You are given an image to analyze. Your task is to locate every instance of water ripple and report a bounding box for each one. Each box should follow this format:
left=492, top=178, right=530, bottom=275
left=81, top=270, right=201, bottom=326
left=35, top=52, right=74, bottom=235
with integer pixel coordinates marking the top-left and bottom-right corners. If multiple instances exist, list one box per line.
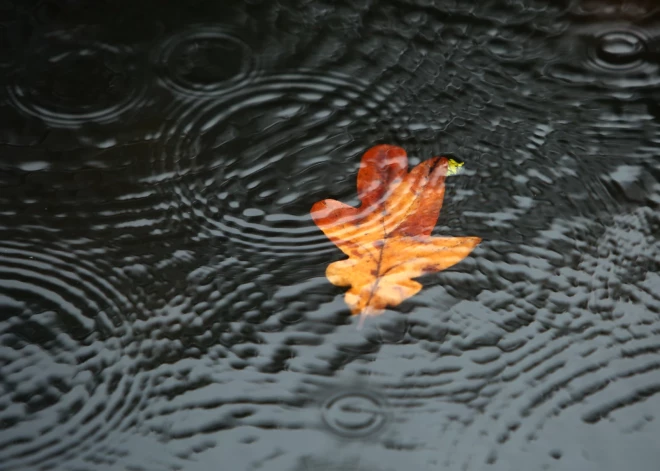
left=150, top=70, right=407, bottom=258
left=0, top=238, right=164, bottom=471
left=544, top=22, right=660, bottom=89
left=6, top=30, right=147, bottom=128
left=151, top=25, right=257, bottom=99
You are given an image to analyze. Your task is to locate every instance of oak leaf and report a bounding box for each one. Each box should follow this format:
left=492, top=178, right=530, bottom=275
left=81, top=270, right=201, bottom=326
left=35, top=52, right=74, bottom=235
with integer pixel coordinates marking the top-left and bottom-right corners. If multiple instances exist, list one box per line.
left=311, top=144, right=481, bottom=326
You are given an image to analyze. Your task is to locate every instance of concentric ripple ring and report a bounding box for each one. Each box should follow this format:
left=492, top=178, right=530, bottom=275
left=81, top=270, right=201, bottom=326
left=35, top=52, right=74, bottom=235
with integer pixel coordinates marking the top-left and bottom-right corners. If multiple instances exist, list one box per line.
left=321, top=389, right=389, bottom=438
left=7, top=32, right=147, bottom=128
left=151, top=25, right=256, bottom=98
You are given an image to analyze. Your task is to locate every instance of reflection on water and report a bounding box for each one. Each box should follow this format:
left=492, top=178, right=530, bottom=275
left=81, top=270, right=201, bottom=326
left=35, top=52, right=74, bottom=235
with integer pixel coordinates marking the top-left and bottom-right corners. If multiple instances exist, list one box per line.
left=0, top=1, right=659, bottom=470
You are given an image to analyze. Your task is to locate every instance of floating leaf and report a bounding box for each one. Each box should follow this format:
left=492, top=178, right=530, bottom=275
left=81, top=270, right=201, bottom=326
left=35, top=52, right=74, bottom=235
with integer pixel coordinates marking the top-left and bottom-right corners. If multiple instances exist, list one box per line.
left=311, top=144, right=481, bottom=326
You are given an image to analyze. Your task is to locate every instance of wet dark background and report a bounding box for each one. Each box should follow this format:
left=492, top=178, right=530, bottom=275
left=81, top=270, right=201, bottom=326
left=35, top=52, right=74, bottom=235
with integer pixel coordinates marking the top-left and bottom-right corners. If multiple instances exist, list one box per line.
left=0, top=0, right=659, bottom=470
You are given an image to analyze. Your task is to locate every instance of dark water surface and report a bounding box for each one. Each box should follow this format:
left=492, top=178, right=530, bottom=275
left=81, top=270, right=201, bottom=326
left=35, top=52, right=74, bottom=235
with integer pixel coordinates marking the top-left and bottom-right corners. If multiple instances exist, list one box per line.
left=1, top=1, right=659, bottom=470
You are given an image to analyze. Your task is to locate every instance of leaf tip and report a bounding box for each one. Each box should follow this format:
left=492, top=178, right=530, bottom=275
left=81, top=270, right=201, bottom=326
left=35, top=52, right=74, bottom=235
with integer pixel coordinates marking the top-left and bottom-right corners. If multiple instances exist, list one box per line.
left=446, top=158, right=465, bottom=176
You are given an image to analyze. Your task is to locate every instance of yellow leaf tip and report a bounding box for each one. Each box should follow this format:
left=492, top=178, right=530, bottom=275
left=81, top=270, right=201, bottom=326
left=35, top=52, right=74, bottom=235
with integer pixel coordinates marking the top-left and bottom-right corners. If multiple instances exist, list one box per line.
left=446, top=158, right=464, bottom=176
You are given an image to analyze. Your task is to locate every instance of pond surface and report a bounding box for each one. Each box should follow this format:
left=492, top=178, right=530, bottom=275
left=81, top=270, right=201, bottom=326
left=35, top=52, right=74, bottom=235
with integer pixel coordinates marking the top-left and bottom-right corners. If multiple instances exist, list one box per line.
left=1, top=1, right=659, bottom=470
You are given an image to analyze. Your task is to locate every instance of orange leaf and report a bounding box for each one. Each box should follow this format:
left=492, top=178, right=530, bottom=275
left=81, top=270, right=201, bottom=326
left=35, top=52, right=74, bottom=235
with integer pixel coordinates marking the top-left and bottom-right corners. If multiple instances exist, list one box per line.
left=311, top=144, right=481, bottom=326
